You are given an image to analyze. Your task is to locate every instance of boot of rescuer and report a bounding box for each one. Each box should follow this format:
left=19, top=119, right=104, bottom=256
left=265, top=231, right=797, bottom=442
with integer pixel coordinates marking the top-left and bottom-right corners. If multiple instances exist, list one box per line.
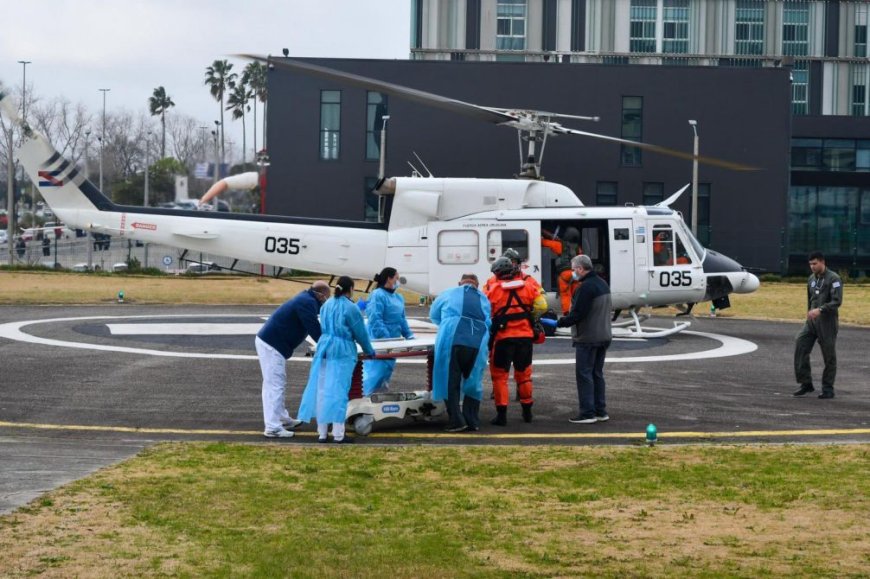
left=490, top=405, right=508, bottom=426
left=521, top=402, right=533, bottom=423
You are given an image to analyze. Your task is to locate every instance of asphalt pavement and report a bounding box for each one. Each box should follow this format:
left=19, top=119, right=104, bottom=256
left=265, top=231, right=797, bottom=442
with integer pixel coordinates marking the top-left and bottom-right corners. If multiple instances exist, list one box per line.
left=1, top=304, right=868, bottom=514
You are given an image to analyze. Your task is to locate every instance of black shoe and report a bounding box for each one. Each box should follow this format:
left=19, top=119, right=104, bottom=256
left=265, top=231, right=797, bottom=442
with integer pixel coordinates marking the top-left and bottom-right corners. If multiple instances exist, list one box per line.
left=792, top=384, right=815, bottom=397
left=569, top=415, right=598, bottom=424
left=521, top=403, right=533, bottom=423
left=490, top=406, right=507, bottom=427
left=444, top=424, right=468, bottom=433
left=818, top=391, right=835, bottom=399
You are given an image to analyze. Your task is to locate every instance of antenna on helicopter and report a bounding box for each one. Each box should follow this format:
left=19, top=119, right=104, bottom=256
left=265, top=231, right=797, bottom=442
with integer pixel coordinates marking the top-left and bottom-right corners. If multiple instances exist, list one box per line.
left=412, top=152, right=434, bottom=178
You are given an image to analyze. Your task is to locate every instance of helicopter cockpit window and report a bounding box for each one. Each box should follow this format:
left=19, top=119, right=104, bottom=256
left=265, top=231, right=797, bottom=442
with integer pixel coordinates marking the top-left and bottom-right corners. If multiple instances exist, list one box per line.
left=437, top=230, right=479, bottom=265
left=674, top=235, right=692, bottom=264
left=486, top=229, right=529, bottom=263
left=652, top=226, right=674, bottom=266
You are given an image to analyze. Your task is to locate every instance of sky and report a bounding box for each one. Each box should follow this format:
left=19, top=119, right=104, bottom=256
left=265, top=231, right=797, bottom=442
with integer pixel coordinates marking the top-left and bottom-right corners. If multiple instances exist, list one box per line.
left=0, top=0, right=411, bottom=158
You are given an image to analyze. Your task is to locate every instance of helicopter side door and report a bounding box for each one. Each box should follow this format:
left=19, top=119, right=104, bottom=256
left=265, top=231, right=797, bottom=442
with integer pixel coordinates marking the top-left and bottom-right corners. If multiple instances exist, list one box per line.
left=427, top=220, right=541, bottom=296
left=607, top=219, right=635, bottom=297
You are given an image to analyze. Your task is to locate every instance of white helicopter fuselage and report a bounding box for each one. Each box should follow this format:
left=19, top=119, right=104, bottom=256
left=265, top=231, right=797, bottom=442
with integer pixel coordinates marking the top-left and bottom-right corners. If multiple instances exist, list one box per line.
left=5, top=89, right=757, bottom=309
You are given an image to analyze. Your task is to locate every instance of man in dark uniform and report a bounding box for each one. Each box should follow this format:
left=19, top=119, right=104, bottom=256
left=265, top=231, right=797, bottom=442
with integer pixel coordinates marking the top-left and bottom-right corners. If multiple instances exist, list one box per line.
left=793, top=251, right=843, bottom=399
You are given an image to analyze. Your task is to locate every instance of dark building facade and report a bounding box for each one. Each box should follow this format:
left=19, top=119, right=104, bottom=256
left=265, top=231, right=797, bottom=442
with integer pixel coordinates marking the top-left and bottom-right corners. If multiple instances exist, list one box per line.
left=266, top=57, right=791, bottom=273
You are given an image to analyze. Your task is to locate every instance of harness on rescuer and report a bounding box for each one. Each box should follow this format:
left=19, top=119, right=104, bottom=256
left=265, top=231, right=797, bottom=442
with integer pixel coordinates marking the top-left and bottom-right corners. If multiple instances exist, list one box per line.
left=491, top=280, right=536, bottom=338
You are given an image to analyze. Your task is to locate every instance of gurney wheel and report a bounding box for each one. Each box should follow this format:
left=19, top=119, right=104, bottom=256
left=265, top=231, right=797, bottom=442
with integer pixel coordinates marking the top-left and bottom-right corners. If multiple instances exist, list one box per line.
left=353, top=414, right=374, bottom=436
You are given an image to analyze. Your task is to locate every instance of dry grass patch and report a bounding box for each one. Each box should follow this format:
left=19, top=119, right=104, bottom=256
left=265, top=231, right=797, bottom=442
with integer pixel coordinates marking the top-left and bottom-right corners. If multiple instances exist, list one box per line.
left=1, top=443, right=868, bottom=577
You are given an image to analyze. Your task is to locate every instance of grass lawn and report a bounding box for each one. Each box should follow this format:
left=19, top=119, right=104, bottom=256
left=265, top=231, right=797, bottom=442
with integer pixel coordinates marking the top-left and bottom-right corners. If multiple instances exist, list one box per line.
left=1, top=444, right=868, bottom=577
left=1, top=272, right=868, bottom=325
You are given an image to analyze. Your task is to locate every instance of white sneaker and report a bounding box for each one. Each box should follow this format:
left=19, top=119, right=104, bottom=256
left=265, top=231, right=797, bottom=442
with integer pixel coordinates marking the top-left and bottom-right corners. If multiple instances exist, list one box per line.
left=282, top=418, right=303, bottom=429
left=596, top=414, right=610, bottom=422
left=264, top=427, right=295, bottom=438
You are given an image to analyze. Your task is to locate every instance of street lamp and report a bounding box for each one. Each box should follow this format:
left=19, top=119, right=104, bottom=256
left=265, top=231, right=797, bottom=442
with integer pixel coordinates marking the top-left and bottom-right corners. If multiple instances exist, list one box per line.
left=213, top=120, right=221, bottom=183
left=211, top=128, right=220, bottom=185
left=144, top=131, right=151, bottom=207
left=688, top=119, right=699, bottom=237
left=83, top=129, right=93, bottom=270
left=17, top=61, right=31, bottom=122
left=98, top=88, right=110, bottom=195
left=18, top=61, right=32, bottom=214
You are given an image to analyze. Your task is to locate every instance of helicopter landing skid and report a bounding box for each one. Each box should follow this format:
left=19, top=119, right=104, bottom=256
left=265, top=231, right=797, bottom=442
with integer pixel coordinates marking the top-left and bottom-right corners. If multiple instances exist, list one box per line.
left=553, top=308, right=689, bottom=339
left=612, top=308, right=690, bottom=339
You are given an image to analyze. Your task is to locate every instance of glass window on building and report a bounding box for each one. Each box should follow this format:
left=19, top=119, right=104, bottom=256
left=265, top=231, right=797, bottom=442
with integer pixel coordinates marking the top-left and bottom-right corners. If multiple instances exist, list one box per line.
left=596, top=182, right=618, bottom=206
left=823, top=139, right=857, bottom=172
left=789, top=186, right=861, bottom=257
left=856, top=4, right=868, bottom=58
left=735, top=0, right=764, bottom=56
left=630, top=0, right=657, bottom=53
left=366, top=92, right=388, bottom=161
left=364, top=177, right=380, bottom=222
left=496, top=0, right=527, bottom=50
left=788, top=186, right=818, bottom=254
left=791, top=138, right=823, bottom=170
left=791, top=60, right=809, bottom=115
left=857, top=140, right=870, bottom=171
left=852, top=64, right=868, bottom=117
left=621, top=96, right=643, bottom=167
left=782, top=1, right=809, bottom=57
left=320, top=90, right=341, bottom=160
left=643, top=182, right=664, bottom=206
left=662, top=0, right=689, bottom=54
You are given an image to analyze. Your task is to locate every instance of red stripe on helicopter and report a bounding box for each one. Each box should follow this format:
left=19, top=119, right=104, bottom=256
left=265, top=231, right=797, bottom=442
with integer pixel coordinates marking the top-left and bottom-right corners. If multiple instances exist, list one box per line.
left=131, top=222, right=157, bottom=231
left=38, top=170, right=64, bottom=187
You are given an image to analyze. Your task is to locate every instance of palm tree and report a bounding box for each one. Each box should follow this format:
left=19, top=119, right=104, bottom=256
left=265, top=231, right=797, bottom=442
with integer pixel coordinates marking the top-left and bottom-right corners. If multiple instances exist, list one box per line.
left=226, top=82, right=252, bottom=165
left=243, top=61, right=268, bottom=157
left=148, top=86, right=175, bottom=159
left=204, top=60, right=237, bottom=168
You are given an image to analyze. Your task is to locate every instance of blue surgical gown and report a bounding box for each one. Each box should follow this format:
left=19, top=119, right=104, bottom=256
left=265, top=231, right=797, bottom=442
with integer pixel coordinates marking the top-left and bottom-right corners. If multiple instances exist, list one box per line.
left=362, top=287, right=414, bottom=395
left=298, top=296, right=375, bottom=425
left=429, top=284, right=491, bottom=402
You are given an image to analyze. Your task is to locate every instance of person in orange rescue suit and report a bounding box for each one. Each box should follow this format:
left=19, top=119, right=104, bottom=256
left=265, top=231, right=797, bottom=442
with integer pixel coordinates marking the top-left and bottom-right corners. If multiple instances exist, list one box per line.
left=485, top=256, right=548, bottom=426
left=482, top=248, right=537, bottom=293
left=542, top=227, right=583, bottom=314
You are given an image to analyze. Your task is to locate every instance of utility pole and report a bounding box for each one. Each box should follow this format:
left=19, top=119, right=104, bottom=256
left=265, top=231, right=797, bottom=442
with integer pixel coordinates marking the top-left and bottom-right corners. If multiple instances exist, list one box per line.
left=18, top=60, right=32, bottom=218
left=144, top=131, right=151, bottom=207
left=84, top=130, right=93, bottom=270
left=99, top=88, right=110, bottom=194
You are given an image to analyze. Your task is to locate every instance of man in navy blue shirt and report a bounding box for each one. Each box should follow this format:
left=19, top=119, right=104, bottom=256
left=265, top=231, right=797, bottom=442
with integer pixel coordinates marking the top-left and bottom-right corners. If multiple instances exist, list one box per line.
left=256, top=281, right=331, bottom=438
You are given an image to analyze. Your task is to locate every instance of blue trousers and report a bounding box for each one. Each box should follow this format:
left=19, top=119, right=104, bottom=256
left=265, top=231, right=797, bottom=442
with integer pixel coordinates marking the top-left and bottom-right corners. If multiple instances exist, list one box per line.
left=574, top=341, right=610, bottom=419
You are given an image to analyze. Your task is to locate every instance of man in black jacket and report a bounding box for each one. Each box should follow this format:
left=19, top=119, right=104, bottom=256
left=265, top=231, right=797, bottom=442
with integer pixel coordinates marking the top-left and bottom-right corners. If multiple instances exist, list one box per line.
left=557, top=255, right=612, bottom=424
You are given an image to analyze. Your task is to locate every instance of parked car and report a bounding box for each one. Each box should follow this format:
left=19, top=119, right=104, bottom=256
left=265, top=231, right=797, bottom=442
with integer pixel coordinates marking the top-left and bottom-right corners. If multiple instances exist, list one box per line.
left=92, top=233, right=111, bottom=251
left=71, top=263, right=94, bottom=272
left=112, top=262, right=129, bottom=273
left=185, top=261, right=219, bottom=274
left=0, top=230, right=7, bottom=245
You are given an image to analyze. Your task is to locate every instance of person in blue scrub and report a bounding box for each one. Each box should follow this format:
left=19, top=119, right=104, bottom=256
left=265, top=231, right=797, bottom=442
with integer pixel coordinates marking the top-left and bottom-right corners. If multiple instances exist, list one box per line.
left=363, top=267, right=415, bottom=395
left=298, top=276, right=376, bottom=443
left=430, top=273, right=491, bottom=432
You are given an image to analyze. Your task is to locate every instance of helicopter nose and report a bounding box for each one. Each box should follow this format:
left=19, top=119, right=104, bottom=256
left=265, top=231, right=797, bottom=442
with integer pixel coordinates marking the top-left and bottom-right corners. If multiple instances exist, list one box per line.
left=702, top=250, right=760, bottom=299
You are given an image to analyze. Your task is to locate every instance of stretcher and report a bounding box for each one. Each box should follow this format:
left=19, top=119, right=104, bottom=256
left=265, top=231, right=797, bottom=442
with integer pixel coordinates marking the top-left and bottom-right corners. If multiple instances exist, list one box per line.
left=346, top=336, right=444, bottom=436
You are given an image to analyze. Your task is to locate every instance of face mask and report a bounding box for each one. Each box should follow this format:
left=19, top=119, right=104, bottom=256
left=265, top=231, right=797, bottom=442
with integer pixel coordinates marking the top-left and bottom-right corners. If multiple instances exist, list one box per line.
left=393, top=280, right=402, bottom=290
left=571, top=271, right=581, bottom=282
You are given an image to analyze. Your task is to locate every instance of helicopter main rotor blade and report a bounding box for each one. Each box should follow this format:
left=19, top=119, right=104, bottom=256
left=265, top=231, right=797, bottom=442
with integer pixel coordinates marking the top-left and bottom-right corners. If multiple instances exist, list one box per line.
left=238, top=54, right=518, bottom=126
left=554, top=126, right=758, bottom=171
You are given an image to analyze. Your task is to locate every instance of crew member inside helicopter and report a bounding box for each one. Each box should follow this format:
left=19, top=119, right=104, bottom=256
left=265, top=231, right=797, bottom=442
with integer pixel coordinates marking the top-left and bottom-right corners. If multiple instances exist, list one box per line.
left=541, top=227, right=583, bottom=315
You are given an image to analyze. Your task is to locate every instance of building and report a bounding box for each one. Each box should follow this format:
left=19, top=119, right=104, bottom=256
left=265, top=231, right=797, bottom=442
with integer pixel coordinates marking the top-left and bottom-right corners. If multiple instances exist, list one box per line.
left=409, top=0, right=870, bottom=274
left=264, top=0, right=869, bottom=276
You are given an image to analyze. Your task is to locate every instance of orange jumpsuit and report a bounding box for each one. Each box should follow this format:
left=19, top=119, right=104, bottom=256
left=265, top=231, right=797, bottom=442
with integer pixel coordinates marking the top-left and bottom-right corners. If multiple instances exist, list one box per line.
left=485, top=274, right=547, bottom=407
left=542, top=238, right=580, bottom=314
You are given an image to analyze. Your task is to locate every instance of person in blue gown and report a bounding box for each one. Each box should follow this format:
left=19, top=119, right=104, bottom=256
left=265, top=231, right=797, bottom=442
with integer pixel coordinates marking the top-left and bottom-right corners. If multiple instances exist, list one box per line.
left=298, top=276, right=376, bottom=443
left=363, top=267, right=415, bottom=395
left=430, top=273, right=491, bottom=432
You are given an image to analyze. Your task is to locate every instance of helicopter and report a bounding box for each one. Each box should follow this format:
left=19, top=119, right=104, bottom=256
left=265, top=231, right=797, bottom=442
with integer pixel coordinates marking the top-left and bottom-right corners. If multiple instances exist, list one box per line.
left=0, top=58, right=759, bottom=338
